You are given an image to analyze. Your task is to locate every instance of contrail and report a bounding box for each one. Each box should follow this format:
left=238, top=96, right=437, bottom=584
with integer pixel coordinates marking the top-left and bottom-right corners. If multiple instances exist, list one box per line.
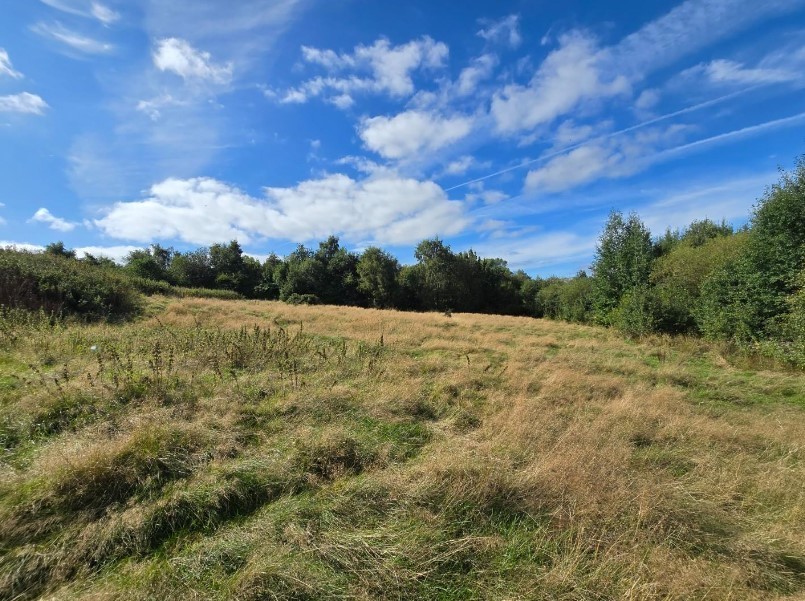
left=655, top=110, right=805, bottom=159
left=443, top=86, right=758, bottom=192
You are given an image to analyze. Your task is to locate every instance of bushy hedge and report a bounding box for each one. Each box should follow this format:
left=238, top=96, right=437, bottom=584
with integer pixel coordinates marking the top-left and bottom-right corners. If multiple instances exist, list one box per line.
left=129, top=276, right=244, bottom=300
left=0, top=249, right=141, bottom=320
left=172, top=287, right=244, bottom=300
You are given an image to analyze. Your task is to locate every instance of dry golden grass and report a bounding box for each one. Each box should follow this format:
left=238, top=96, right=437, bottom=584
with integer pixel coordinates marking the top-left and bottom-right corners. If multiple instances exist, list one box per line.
left=0, top=296, right=803, bottom=600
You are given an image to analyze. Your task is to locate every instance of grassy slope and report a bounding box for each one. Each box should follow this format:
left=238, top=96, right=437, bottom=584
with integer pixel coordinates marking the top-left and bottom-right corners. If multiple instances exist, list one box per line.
left=0, top=297, right=803, bottom=600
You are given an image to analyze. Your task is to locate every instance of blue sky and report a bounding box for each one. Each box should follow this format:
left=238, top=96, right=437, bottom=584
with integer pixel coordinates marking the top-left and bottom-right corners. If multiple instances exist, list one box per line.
left=1, top=0, right=804, bottom=275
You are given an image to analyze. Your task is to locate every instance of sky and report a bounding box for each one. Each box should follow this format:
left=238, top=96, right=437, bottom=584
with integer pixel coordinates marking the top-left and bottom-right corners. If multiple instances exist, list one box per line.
left=1, top=0, right=804, bottom=276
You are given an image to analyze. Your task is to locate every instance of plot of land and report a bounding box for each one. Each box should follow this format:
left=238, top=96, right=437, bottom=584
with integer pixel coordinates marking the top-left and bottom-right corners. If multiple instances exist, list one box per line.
left=1, top=298, right=803, bottom=600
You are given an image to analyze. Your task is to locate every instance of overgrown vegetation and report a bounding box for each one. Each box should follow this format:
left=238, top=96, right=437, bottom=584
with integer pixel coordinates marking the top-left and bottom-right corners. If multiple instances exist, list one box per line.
left=0, top=297, right=802, bottom=599
left=0, top=249, right=140, bottom=320
left=4, top=156, right=802, bottom=365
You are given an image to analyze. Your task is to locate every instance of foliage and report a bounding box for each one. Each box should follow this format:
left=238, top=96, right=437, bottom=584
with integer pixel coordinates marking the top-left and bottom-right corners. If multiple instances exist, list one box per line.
left=9, top=154, right=804, bottom=369
left=591, top=211, right=654, bottom=325
left=357, top=247, right=400, bottom=309
left=650, top=234, right=747, bottom=334
left=169, top=248, right=216, bottom=289
left=0, top=249, right=141, bottom=320
left=698, top=160, right=805, bottom=343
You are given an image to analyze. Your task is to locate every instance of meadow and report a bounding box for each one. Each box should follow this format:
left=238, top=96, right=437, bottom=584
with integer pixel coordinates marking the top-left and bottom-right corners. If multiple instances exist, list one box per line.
left=0, top=297, right=803, bottom=600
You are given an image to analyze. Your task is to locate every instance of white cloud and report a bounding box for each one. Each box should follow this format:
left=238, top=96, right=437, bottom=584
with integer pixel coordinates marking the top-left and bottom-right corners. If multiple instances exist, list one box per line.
left=74, top=245, right=140, bottom=263
left=479, top=190, right=508, bottom=204
left=31, top=22, right=115, bottom=54
left=550, top=120, right=602, bottom=148
left=94, top=173, right=469, bottom=246
left=610, top=0, right=805, bottom=78
left=30, top=208, right=80, bottom=232
left=443, top=156, right=476, bottom=176
left=359, top=110, right=474, bottom=160
left=282, top=36, right=448, bottom=106
left=681, top=54, right=803, bottom=88
left=491, top=31, right=630, bottom=135
left=143, top=0, right=305, bottom=42
left=153, top=38, right=233, bottom=84
left=456, top=54, right=498, bottom=96
left=0, top=49, right=22, bottom=79
left=703, top=59, right=793, bottom=84
left=525, top=145, right=619, bottom=192
left=523, top=108, right=805, bottom=194
left=0, top=92, right=49, bottom=115
left=635, top=89, right=660, bottom=111
left=39, top=0, right=120, bottom=25
left=329, top=93, right=355, bottom=109
left=0, top=241, right=45, bottom=253
left=90, top=2, right=120, bottom=25
left=490, top=0, right=805, bottom=137
left=477, top=15, right=522, bottom=48
left=135, top=95, right=190, bottom=121
left=525, top=125, right=688, bottom=192
left=0, top=241, right=138, bottom=263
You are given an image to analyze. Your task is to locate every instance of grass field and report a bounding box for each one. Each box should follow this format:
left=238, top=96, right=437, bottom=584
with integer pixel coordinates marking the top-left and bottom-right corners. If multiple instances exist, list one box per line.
left=1, top=297, right=803, bottom=600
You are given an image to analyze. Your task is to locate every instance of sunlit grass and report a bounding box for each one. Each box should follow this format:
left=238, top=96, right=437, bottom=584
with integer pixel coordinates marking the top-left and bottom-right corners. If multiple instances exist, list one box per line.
left=1, top=297, right=803, bottom=599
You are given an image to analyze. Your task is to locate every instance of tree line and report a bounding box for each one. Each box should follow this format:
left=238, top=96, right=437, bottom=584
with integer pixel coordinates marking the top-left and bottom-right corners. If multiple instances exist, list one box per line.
left=36, top=156, right=804, bottom=366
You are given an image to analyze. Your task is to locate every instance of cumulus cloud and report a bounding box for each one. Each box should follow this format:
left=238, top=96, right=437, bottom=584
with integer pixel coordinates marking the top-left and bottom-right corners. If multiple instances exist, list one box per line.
left=30, top=208, right=80, bottom=231
left=280, top=36, right=448, bottom=106
left=153, top=38, right=233, bottom=84
left=359, top=110, right=474, bottom=160
left=39, top=0, right=120, bottom=25
left=491, top=31, right=630, bottom=134
left=94, top=173, right=469, bottom=246
left=477, top=14, right=522, bottom=48
left=0, top=49, right=22, bottom=79
left=456, top=54, right=498, bottom=96
left=0, top=92, right=49, bottom=115
left=31, top=22, right=115, bottom=54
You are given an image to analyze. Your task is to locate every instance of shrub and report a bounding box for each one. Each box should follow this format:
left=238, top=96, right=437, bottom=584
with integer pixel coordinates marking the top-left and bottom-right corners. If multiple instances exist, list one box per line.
left=0, top=249, right=141, bottom=320
left=612, top=285, right=655, bottom=338
left=650, top=234, right=747, bottom=334
left=129, top=276, right=174, bottom=296
left=173, top=287, right=244, bottom=300
left=285, top=293, right=321, bottom=305
left=762, top=270, right=805, bottom=368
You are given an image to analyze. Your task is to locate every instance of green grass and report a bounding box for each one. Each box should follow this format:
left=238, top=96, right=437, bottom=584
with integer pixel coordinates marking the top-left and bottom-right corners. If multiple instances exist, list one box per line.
left=0, top=297, right=803, bottom=600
